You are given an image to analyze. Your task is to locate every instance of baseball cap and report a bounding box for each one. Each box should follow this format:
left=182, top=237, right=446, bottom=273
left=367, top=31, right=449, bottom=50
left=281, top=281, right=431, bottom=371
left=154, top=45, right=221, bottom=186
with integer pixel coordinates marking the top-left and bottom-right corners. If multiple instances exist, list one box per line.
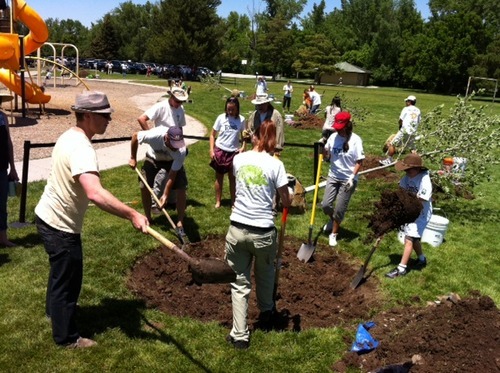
left=404, top=95, right=417, bottom=102
left=166, top=126, right=185, bottom=149
left=333, top=111, right=351, bottom=130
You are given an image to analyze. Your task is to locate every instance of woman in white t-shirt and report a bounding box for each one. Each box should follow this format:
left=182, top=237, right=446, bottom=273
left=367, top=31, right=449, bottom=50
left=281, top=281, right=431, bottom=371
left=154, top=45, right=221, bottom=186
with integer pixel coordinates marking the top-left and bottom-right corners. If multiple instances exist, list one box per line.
left=321, top=96, right=342, bottom=142
left=209, top=97, right=246, bottom=208
left=321, top=111, right=364, bottom=247
left=224, top=120, right=291, bottom=349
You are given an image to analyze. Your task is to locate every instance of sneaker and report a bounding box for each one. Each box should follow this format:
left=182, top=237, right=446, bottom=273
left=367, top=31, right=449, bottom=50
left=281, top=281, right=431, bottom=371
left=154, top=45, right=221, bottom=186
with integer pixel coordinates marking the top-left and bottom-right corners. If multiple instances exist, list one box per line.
left=414, top=257, right=427, bottom=269
left=226, top=335, right=249, bottom=350
left=257, top=309, right=275, bottom=331
left=379, top=158, right=393, bottom=166
left=151, top=206, right=162, bottom=215
left=329, top=233, right=338, bottom=247
left=385, top=267, right=407, bottom=279
left=66, top=337, right=97, bottom=349
left=176, top=226, right=187, bottom=238
left=323, top=220, right=333, bottom=233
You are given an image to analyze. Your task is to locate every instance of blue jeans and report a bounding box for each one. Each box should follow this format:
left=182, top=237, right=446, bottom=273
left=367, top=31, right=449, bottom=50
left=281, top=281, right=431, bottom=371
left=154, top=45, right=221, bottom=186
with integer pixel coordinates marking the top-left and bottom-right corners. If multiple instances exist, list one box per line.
left=36, top=216, right=83, bottom=345
left=0, top=170, right=7, bottom=231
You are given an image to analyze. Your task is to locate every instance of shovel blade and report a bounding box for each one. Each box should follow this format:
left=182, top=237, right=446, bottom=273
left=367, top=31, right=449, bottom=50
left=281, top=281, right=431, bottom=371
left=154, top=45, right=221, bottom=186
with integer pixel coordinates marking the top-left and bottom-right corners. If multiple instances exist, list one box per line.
left=350, top=265, right=366, bottom=289
left=297, top=243, right=315, bottom=263
left=189, top=258, right=236, bottom=285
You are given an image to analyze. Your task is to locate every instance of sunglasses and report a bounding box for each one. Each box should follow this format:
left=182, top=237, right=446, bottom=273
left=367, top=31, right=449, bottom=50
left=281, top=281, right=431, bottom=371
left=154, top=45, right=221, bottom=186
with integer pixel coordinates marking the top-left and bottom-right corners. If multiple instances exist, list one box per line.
left=96, top=113, right=112, bottom=120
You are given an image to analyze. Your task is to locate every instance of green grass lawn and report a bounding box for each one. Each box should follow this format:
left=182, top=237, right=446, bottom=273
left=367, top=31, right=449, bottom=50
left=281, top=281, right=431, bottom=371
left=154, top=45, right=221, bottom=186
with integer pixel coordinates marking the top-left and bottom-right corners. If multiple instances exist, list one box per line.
left=1, top=76, right=499, bottom=371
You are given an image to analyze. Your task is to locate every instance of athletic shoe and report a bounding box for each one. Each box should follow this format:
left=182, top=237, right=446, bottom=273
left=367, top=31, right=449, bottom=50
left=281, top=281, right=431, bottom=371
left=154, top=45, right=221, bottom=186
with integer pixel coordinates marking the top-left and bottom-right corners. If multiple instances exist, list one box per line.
left=414, top=257, right=427, bottom=269
left=329, top=233, right=338, bottom=247
left=385, top=267, right=407, bottom=279
left=226, top=335, right=249, bottom=350
left=323, top=219, right=333, bottom=233
left=379, top=158, right=393, bottom=166
left=66, top=337, right=97, bottom=349
left=176, top=227, right=187, bottom=238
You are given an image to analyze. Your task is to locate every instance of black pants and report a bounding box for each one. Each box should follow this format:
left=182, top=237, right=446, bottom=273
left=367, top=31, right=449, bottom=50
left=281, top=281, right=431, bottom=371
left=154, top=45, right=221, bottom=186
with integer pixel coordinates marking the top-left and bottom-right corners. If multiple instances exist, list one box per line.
left=36, top=216, right=82, bottom=345
left=283, top=96, right=291, bottom=110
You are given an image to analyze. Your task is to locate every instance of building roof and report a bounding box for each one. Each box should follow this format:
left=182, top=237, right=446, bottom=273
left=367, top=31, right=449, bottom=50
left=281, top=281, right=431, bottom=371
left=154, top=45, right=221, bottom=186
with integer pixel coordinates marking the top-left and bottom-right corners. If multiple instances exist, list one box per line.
left=335, top=62, right=371, bottom=74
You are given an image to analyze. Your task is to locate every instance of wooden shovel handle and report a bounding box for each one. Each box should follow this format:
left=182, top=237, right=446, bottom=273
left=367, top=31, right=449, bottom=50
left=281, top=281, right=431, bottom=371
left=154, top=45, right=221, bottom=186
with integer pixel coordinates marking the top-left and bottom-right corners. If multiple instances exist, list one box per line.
left=146, top=226, right=193, bottom=263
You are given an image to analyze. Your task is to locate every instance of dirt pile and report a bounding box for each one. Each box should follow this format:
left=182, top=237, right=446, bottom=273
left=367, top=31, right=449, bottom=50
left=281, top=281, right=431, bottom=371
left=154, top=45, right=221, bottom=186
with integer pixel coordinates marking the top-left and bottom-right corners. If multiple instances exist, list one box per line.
left=333, top=291, right=500, bottom=372
left=127, top=235, right=381, bottom=330
left=368, top=189, right=422, bottom=238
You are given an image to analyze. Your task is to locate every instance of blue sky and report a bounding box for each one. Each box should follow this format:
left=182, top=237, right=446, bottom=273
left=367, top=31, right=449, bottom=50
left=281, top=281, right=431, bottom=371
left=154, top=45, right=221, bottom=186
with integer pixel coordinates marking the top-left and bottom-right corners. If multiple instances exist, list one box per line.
left=24, top=0, right=430, bottom=27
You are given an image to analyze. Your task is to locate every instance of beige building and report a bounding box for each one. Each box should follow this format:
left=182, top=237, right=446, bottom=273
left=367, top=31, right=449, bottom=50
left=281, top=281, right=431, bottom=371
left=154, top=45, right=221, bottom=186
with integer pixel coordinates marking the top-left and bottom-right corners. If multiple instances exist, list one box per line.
left=321, top=62, right=371, bottom=86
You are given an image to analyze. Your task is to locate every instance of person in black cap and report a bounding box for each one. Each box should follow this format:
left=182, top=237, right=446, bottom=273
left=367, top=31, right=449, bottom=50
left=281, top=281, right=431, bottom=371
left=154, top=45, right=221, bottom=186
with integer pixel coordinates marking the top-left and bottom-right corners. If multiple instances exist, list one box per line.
left=35, top=91, right=149, bottom=348
left=129, top=126, right=188, bottom=238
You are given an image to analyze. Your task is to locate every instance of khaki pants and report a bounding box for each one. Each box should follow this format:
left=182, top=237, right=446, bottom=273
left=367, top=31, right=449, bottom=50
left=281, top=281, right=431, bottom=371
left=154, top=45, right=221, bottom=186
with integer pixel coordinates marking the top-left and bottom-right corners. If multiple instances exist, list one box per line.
left=225, top=223, right=277, bottom=342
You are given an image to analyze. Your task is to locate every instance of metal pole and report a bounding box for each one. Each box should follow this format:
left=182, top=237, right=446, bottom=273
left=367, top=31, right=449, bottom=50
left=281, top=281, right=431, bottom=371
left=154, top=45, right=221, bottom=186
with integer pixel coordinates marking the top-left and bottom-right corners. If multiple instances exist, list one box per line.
left=19, top=35, right=26, bottom=117
left=19, top=140, right=31, bottom=223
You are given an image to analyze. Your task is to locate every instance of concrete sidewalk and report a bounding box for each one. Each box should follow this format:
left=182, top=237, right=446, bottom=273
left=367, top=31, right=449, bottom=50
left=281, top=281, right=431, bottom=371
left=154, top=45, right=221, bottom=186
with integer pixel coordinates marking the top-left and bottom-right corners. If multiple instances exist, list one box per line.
left=14, top=114, right=207, bottom=183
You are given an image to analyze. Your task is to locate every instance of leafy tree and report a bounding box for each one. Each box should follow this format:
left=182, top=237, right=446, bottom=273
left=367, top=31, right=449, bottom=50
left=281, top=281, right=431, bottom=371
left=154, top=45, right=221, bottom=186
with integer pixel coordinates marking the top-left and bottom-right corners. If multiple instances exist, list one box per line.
left=148, top=0, right=223, bottom=66
left=218, top=12, right=253, bottom=73
left=89, top=14, right=119, bottom=60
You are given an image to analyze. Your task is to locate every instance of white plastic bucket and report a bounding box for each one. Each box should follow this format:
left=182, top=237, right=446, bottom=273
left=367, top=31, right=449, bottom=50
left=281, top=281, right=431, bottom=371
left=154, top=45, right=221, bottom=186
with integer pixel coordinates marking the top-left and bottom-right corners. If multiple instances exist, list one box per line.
left=397, top=214, right=449, bottom=247
left=421, top=215, right=449, bottom=247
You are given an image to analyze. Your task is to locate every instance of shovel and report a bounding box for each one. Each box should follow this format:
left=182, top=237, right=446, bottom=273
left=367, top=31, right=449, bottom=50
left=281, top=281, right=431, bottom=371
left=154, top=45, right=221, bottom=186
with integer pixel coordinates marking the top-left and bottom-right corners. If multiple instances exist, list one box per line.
left=273, top=207, right=288, bottom=303
left=350, top=236, right=383, bottom=289
left=297, top=153, right=323, bottom=263
left=134, top=167, right=188, bottom=246
left=146, top=226, right=236, bottom=285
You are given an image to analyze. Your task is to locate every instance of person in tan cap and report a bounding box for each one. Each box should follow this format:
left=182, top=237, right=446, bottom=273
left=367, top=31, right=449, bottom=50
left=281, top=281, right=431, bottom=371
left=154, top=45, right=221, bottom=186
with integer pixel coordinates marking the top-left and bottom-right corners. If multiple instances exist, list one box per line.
left=0, top=92, right=18, bottom=247
left=35, top=91, right=149, bottom=348
left=386, top=153, right=432, bottom=279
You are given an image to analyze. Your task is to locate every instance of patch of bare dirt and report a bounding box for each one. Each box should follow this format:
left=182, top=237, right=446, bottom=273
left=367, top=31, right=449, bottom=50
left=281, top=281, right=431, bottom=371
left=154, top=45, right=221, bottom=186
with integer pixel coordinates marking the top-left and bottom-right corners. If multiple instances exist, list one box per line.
left=127, top=235, right=382, bottom=330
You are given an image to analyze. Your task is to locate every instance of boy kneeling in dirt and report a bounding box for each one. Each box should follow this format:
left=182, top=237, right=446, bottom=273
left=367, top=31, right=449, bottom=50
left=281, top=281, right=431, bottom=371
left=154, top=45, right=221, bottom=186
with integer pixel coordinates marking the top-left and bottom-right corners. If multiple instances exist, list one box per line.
left=386, top=153, right=432, bottom=278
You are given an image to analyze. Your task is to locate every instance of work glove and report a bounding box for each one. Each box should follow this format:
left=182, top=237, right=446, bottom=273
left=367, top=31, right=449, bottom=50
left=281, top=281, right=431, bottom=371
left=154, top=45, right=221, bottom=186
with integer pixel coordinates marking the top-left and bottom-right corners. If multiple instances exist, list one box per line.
left=344, top=174, right=355, bottom=192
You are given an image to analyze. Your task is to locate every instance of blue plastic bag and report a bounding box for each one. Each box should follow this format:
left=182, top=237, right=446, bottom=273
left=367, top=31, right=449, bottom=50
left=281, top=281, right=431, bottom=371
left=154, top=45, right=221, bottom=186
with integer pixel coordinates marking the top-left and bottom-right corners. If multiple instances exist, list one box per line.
left=350, top=321, right=379, bottom=353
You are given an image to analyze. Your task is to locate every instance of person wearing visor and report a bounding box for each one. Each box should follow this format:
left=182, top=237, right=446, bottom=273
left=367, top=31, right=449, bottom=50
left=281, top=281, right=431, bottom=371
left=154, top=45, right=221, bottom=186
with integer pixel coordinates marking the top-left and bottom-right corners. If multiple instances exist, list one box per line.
left=321, top=111, right=364, bottom=247
left=35, top=91, right=149, bottom=348
left=129, top=126, right=188, bottom=238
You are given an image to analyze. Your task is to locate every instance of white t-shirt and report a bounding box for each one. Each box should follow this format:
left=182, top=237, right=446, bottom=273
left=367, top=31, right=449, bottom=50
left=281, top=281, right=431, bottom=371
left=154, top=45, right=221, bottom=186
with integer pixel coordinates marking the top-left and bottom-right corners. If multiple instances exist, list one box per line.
left=213, top=113, right=246, bottom=152
left=400, top=170, right=433, bottom=234
left=35, top=128, right=98, bottom=233
left=138, top=127, right=186, bottom=169
left=325, top=132, right=365, bottom=180
left=230, top=151, right=288, bottom=228
left=322, top=106, right=341, bottom=131
left=309, top=90, right=322, bottom=106
left=283, top=84, right=293, bottom=97
left=399, top=105, right=421, bottom=134
left=143, top=100, right=186, bottom=128
left=256, top=80, right=267, bottom=95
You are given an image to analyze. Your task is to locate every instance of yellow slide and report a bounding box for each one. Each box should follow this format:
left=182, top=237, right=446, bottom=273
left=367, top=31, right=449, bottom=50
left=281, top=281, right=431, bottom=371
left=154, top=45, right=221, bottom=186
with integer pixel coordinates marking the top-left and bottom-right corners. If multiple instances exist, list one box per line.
left=0, top=0, right=50, bottom=104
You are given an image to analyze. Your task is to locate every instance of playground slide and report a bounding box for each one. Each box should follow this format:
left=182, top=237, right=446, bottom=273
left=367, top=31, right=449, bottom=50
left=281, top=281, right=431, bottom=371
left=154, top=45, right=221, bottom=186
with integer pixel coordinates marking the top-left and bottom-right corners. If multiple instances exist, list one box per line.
left=0, top=0, right=50, bottom=104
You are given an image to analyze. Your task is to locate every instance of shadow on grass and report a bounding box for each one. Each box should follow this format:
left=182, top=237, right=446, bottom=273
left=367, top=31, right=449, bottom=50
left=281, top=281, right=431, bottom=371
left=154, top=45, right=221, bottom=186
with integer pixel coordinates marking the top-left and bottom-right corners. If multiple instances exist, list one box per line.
left=0, top=253, right=11, bottom=267
left=9, top=231, right=43, bottom=249
left=79, top=298, right=213, bottom=373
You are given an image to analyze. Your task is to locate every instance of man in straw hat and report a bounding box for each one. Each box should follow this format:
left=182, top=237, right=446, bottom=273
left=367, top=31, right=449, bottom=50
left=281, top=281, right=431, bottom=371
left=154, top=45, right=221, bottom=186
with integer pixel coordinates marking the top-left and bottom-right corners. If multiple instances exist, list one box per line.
left=137, top=86, right=189, bottom=211
left=380, top=95, right=421, bottom=166
left=246, top=94, right=284, bottom=155
left=386, top=153, right=432, bottom=279
left=0, top=92, right=18, bottom=247
left=35, top=91, right=149, bottom=348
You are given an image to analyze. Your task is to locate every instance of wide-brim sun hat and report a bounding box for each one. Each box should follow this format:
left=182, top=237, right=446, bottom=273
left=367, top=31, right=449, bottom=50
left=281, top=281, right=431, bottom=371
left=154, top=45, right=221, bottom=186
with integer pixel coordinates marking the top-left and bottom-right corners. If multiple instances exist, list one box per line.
left=71, top=91, right=114, bottom=113
left=0, top=92, right=14, bottom=103
left=251, top=94, right=273, bottom=105
left=168, top=87, right=189, bottom=102
left=333, top=111, right=351, bottom=130
left=395, top=153, right=428, bottom=171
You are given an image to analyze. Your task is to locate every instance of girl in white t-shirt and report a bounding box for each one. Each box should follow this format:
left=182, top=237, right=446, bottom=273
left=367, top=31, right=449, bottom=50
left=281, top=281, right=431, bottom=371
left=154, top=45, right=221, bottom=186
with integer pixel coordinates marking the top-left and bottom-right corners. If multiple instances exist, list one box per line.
left=209, top=97, right=246, bottom=208
left=321, top=112, right=364, bottom=247
left=321, top=96, right=342, bottom=142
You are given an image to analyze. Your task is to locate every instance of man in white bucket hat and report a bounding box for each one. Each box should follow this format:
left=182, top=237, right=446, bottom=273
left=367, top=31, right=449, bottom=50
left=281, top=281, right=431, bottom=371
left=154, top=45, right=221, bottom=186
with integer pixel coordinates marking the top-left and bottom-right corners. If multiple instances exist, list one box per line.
left=386, top=153, right=432, bottom=279
left=35, top=91, right=149, bottom=348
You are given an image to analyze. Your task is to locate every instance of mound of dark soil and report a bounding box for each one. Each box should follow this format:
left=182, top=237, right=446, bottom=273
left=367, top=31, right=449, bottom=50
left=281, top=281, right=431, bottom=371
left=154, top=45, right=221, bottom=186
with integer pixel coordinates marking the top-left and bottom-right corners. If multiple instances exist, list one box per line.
left=333, top=291, right=500, bottom=372
left=127, top=235, right=381, bottom=330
